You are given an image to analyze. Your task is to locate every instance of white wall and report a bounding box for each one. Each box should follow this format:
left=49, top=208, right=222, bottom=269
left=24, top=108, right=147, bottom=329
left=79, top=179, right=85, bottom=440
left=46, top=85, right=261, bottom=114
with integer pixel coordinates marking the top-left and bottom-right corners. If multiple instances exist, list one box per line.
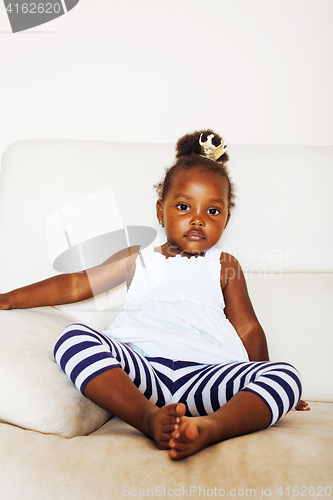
left=0, top=0, right=333, bottom=159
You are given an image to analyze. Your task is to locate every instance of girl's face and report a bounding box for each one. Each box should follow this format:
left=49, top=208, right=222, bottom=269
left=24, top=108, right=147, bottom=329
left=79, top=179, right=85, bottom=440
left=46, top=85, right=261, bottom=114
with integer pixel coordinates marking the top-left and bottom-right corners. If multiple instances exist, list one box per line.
left=156, top=167, right=231, bottom=256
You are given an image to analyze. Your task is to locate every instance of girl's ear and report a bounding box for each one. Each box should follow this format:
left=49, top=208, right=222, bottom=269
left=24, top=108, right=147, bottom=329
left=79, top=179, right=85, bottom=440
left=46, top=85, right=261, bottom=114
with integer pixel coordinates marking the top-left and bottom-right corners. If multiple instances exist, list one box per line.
left=156, top=199, right=164, bottom=225
left=224, top=212, right=231, bottom=229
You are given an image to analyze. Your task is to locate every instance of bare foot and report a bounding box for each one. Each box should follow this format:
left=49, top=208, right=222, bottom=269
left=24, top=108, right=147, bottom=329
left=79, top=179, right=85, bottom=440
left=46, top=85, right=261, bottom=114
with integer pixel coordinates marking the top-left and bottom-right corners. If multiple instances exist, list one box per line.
left=148, top=403, right=187, bottom=450
left=168, top=414, right=218, bottom=460
left=294, top=400, right=310, bottom=411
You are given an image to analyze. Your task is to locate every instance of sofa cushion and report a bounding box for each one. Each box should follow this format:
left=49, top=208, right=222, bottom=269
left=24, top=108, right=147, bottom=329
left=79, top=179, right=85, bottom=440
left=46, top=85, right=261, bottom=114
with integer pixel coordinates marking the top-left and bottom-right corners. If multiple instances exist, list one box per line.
left=0, top=307, right=110, bottom=438
left=0, top=402, right=331, bottom=499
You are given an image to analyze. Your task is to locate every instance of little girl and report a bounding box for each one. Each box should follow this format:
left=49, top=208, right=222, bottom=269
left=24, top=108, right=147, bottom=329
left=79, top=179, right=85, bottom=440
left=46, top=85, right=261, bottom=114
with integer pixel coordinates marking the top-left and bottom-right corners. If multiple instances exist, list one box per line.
left=0, top=130, right=309, bottom=460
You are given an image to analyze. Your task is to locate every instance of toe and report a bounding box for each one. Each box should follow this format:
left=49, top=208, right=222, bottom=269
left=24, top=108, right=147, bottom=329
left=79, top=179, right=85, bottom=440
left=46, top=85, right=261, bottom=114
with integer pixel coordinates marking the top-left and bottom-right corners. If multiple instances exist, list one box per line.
left=163, top=423, right=179, bottom=433
left=157, top=438, right=172, bottom=450
left=184, top=421, right=199, bottom=441
left=175, top=403, right=187, bottom=417
left=168, top=447, right=189, bottom=461
left=169, top=438, right=188, bottom=452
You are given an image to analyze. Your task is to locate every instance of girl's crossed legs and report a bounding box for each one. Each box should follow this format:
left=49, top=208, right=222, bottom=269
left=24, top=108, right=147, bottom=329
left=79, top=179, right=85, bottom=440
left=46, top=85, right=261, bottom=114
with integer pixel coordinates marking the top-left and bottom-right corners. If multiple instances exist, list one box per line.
left=54, top=324, right=302, bottom=460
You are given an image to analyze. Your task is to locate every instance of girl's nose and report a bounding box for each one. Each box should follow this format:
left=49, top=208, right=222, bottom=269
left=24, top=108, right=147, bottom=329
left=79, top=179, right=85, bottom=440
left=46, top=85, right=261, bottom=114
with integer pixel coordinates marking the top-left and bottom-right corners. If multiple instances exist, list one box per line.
left=191, top=217, right=204, bottom=227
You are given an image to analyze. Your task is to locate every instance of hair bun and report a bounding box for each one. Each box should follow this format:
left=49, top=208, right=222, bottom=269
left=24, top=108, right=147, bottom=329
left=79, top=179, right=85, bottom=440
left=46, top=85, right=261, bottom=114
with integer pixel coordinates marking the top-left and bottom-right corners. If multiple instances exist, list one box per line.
left=154, top=128, right=234, bottom=208
left=175, top=129, right=224, bottom=159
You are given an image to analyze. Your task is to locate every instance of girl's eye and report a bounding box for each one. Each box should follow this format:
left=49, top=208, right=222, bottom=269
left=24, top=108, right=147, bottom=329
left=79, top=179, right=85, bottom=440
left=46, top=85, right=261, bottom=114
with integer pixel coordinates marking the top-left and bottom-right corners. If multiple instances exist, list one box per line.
left=177, top=204, right=189, bottom=211
left=208, top=208, right=220, bottom=215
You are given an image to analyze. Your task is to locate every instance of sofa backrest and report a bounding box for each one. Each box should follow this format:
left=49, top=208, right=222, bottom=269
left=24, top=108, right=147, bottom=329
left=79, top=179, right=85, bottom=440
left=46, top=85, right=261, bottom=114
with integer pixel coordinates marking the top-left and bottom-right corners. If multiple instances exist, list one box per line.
left=1, top=139, right=332, bottom=401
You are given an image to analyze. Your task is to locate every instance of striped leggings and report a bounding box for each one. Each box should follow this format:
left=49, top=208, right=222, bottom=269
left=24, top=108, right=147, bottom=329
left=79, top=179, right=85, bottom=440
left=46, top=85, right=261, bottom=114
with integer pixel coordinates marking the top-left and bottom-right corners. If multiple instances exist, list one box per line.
left=54, top=324, right=302, bottom=426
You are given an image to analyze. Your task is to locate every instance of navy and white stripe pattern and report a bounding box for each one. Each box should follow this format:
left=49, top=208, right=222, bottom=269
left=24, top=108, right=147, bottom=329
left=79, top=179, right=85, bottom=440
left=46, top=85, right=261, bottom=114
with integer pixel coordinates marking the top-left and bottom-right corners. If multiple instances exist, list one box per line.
left=54, top=324, right=302, bottom=426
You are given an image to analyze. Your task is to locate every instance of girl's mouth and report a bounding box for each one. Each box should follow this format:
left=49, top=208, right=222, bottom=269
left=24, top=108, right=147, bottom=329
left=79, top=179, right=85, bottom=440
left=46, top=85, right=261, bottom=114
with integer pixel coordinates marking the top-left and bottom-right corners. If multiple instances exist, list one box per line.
left=185, top=229, right=205, bottom=240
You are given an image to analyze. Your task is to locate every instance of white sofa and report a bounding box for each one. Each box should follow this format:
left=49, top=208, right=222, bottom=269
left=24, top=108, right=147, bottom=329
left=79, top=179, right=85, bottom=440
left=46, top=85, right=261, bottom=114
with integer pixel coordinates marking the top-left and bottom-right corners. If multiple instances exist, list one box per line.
left=0, top=139, right=332, bottom=499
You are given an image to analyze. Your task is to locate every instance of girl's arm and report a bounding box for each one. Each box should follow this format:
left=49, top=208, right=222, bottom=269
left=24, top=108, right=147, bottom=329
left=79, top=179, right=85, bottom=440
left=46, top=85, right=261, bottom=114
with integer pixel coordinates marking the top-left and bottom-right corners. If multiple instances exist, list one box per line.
left=221, top=253, right=269, bottom=362
left=221, top=253, right=309, bottom=411
left=0, top=273, right=91, bottom=310
left=0, top=246, right=138, bottom=310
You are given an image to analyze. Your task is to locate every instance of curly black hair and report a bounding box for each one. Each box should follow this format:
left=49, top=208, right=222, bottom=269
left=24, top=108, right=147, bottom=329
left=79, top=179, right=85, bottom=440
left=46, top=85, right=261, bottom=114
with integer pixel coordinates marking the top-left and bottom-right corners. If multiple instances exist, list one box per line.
left=154, top=129, right=236, bottom=210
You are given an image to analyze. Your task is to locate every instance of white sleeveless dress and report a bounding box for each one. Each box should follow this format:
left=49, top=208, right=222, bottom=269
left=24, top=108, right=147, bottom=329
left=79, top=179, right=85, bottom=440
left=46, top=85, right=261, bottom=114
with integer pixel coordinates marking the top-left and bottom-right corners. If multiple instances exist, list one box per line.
left=104, top=245, right=249, bottom=365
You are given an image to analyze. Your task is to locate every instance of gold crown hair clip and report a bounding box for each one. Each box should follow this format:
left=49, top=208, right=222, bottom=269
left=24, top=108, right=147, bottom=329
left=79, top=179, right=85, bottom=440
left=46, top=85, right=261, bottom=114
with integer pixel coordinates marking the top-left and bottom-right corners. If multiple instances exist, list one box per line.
left=199, top=133, right=229, bottom=161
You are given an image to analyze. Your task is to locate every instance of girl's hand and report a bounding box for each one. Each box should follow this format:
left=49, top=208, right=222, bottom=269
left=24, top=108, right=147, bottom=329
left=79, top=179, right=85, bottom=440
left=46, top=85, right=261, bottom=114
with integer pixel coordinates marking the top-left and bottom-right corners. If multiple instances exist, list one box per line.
left=294, top=400, right=310, bottom=411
